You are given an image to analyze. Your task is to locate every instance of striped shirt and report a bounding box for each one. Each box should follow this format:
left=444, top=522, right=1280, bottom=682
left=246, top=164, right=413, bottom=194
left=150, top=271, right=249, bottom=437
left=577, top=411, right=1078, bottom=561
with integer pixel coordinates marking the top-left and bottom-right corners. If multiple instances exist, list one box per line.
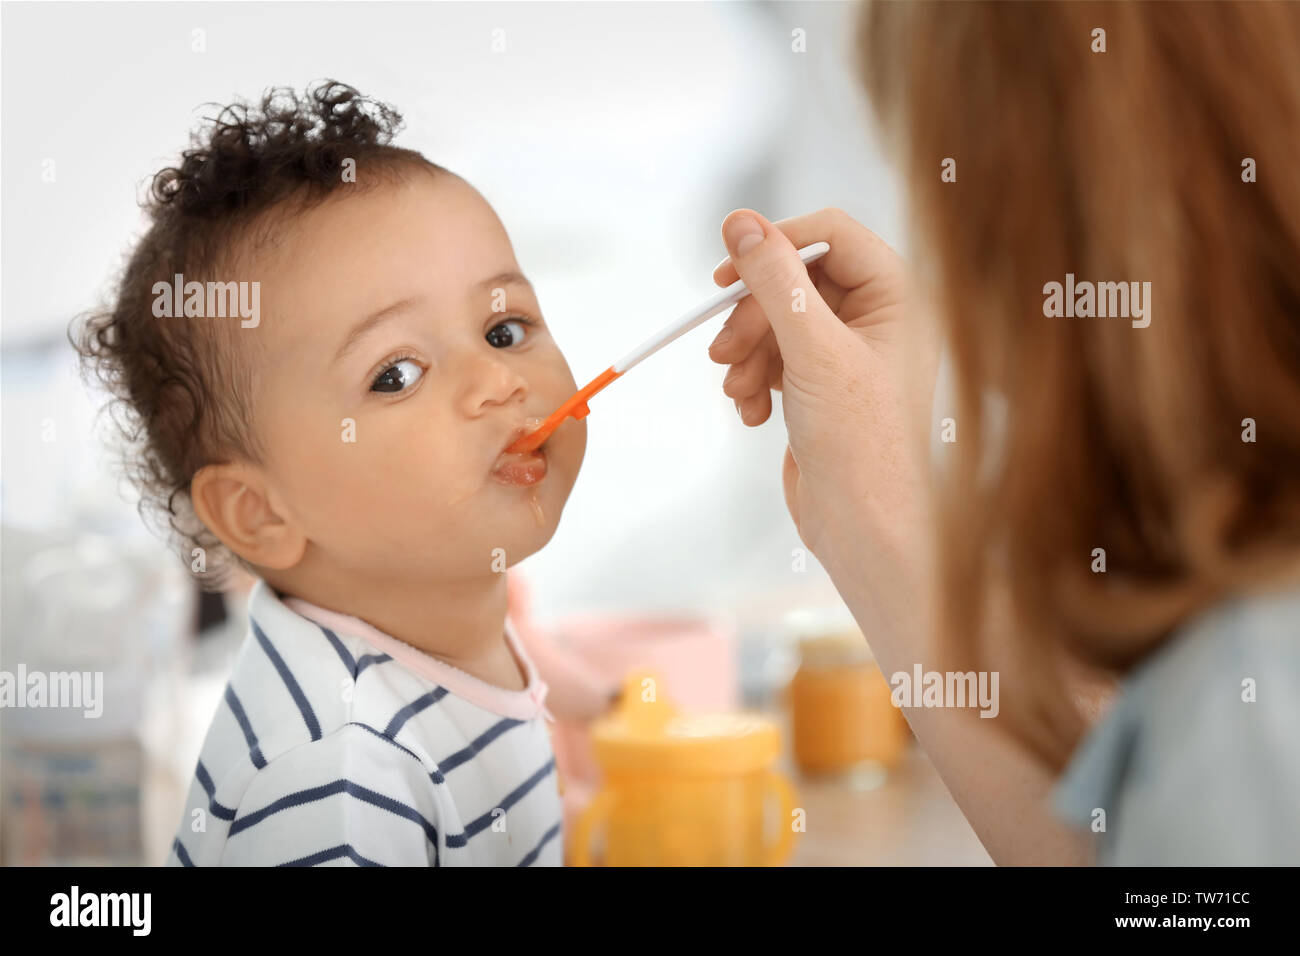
left=167, top=578, right=564, bottom=866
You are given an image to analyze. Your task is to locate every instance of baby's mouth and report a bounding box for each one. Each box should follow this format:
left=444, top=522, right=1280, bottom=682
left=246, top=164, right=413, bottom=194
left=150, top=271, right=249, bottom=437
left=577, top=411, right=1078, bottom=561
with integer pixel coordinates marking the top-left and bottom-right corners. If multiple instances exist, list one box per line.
left=491, top=417, right=548, bottom=487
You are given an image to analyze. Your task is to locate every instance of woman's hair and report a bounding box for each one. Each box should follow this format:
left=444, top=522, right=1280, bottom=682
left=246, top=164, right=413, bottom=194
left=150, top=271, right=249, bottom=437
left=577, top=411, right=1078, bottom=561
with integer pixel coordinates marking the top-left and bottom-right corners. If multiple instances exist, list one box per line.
left=70, top=80, right=445, bottom=589
left=857, top=2, right=1300, bottom=768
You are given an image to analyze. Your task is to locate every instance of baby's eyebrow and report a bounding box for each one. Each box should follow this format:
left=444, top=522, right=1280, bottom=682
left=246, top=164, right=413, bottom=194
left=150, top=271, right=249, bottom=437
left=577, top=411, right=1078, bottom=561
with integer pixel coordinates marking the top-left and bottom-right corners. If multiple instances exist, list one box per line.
left=333, top=296, right=423, bottom=366
left=333, top=272, right=535, bottom=367
left=474, top=271, right=533, bottom=293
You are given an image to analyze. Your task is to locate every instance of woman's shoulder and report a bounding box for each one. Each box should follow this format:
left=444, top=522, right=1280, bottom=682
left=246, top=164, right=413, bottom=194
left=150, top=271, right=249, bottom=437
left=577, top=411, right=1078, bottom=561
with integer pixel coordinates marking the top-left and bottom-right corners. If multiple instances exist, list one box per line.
left=1138, top=583, right=1300, bottom=704
left=1051, top=583, right=1300, bottom=864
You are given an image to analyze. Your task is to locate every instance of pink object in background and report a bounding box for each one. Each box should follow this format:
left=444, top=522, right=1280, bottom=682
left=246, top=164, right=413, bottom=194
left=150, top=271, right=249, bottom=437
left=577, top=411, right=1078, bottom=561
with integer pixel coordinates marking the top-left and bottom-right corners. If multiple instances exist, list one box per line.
left=505, top=573, right=739, bottom=857
left=505, top=572, right=618, bottom=721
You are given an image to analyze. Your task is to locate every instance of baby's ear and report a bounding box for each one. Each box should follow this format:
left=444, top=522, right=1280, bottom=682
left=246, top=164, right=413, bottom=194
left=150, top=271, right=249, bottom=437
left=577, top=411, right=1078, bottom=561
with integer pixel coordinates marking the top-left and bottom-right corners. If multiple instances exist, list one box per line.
left=190, top=463, right=306, bottom=571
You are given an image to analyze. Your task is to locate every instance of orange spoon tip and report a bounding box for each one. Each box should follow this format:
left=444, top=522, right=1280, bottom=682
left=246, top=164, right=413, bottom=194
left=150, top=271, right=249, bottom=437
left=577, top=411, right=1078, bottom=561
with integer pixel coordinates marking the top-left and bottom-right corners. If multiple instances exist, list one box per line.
left=506, top=366, right=621, bottom=455
left=505, top=430, right=549, bottom=455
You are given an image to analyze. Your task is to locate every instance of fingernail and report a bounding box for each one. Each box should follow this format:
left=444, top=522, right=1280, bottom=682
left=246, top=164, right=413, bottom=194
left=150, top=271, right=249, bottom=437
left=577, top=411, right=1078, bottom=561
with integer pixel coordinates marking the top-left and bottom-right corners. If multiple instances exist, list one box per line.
left=713, top=255, right=731, bottom=274
left=724, top=214, right=765, bottom=257
left=710, top=325, right=733, bottom=350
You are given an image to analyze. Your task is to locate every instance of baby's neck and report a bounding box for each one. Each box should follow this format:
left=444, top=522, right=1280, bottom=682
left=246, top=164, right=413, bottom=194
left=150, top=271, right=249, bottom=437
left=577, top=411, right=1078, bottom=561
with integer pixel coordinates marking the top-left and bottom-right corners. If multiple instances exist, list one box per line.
left=272, top=570, right=523, bottom=691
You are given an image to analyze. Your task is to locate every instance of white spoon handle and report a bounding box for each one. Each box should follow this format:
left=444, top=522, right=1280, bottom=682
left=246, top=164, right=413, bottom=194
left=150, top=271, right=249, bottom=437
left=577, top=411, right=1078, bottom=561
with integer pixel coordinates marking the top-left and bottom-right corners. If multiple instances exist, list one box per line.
left=611, top=241, right=830, bottom=374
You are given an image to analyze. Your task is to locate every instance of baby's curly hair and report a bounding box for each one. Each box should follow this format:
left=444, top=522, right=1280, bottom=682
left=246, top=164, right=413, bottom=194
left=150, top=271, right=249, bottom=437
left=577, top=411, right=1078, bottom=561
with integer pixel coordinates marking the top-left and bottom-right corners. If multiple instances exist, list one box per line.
left=71, top=80, right=446, bottom=590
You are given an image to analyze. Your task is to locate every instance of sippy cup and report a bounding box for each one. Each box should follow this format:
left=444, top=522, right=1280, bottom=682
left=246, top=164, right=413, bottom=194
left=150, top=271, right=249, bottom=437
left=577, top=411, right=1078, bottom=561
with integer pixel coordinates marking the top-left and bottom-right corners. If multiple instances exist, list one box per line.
left=570, top=670, right=799, bottom=866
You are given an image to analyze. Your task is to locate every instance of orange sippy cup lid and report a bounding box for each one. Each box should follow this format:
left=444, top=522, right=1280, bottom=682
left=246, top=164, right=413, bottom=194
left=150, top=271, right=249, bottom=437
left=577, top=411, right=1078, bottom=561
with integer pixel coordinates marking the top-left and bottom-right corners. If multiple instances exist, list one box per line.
left=591, top=670, right=780, bottom=776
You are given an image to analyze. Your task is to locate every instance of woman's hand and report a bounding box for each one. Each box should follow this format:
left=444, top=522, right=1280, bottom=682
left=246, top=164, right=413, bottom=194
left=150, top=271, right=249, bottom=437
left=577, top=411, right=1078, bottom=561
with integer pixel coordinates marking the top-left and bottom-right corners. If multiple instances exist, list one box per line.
left=709, top=212, right=1096, bottom=866
left=709, top=208, right=938, bottom=568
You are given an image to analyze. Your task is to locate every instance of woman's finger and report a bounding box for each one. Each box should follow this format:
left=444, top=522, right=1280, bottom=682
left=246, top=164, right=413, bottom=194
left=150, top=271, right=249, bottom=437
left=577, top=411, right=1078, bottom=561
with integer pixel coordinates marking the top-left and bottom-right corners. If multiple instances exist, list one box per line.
left=810, top=264, right=848, bottom=315
left=720, top=331, right=780, bottom=401
left=736, top=385, right=773, bottom=427
left=763, top=328, right=785, bottom=392
left=709, top=262, right=847, bottom=368
left=713, top=206, right=903, bottom=319
left=707, top=294, right=769, bottom=365
left=718, top=209, right=852, bottom=375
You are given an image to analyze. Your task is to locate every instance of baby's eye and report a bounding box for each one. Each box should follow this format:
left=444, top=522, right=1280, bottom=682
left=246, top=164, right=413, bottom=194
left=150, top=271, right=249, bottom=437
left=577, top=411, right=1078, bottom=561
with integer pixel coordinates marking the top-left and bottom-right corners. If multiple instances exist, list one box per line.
left=485, top=318, right=530, bottom=349
left=371, top=358, right=423, bottom=394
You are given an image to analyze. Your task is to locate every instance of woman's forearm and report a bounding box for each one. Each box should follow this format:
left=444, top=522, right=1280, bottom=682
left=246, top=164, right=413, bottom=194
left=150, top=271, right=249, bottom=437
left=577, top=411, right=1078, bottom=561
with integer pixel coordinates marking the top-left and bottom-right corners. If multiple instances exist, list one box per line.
left=816, top=493, right=1093, bottom=866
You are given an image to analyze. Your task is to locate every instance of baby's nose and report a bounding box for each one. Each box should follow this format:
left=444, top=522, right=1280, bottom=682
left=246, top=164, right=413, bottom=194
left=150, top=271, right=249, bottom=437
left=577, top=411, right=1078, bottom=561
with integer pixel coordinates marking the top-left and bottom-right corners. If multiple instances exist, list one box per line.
left=457, top=352, right=529, bottom=416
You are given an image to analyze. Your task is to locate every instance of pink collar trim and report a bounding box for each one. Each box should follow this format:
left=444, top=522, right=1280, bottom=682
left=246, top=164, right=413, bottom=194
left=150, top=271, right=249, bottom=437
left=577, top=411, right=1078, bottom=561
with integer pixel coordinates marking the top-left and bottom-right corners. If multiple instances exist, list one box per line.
left=281, top=594, right=552, bottom=723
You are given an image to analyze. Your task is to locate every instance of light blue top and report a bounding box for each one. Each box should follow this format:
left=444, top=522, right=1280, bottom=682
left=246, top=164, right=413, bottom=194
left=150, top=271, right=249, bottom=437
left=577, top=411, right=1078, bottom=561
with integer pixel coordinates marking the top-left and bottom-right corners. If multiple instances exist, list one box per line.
left=1051, top=583, right=1300, bottom=864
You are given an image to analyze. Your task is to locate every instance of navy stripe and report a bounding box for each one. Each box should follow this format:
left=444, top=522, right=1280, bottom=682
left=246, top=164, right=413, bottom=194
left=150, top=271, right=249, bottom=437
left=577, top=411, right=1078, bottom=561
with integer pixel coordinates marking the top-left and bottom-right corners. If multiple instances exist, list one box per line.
left=382, top=686, right=449, bottom=737
left=348, top=722, right=446, bottom=785
left=464, top=757, right=557, bottom=838
left=439, top=717, right=525, bottom=773
left=194, top=760, right=236, bottom=821
left=278, top=844, right=384, bottom=867
left=252, top=617, right=322, bottom=741
left=228, top=779, right=439, bottom=847
left=357, top=653, right=392, bottom=674
left=344, top=723, right=444, bottom=863
left=317, top=625, right=391, bottom=678
left=516, top=821, right=561, bottom=867
left=224, top=685, right=267, bottom=769
left=172, top=837, right=195, bottom=867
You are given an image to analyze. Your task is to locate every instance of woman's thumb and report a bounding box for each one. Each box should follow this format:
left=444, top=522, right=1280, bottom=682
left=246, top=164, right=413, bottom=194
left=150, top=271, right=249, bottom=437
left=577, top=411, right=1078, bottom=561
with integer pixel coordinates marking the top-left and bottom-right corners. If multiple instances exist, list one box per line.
left=722, top=210, right=847, bottom=368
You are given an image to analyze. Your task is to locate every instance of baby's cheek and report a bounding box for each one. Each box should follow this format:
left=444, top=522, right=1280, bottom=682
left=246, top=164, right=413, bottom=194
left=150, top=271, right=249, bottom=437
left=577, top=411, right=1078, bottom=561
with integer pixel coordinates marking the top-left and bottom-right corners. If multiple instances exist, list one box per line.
left=550, top=417, right=587, bottom=485
left=350, top=436, right=469, bottom=526
left=287, top=436, right=399, bottom=530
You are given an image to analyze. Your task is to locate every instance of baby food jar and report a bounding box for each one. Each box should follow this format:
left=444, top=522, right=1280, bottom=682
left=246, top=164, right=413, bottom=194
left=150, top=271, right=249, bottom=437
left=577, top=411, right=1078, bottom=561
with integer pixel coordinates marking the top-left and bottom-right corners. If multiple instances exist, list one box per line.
left=570, top=671, right=798, bottom=866
left=787, top=629, right=908, bottom=779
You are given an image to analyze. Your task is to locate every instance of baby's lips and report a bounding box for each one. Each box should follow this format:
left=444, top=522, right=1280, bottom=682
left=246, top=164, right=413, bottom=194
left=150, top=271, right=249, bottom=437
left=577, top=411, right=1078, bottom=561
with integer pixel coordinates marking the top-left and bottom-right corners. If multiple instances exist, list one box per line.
left=491, top=416, right=550, bottom=486
left=491, top=454, right=548, bottom=486
left=504, top=416, right=548, bottom=454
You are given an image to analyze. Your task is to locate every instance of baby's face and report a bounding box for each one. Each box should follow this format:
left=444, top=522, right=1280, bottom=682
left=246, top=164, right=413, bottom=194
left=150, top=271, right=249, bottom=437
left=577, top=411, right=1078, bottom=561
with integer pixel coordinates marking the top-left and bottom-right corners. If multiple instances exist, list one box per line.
left=249, top=171, right=585, bottom=584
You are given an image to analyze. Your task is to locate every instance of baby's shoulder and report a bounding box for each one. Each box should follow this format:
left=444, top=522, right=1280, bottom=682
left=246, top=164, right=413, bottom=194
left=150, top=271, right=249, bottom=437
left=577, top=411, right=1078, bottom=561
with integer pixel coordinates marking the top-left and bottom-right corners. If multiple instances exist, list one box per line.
left=214, top=608, right=463, bottom=782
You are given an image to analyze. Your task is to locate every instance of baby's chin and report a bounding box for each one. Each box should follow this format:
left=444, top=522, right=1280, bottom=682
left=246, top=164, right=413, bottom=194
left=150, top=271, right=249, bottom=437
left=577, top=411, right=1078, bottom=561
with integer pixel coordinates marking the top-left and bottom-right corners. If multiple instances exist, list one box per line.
left=483, top=470, right=571, bottom=553
left=418, top=433, right=580, bottom=571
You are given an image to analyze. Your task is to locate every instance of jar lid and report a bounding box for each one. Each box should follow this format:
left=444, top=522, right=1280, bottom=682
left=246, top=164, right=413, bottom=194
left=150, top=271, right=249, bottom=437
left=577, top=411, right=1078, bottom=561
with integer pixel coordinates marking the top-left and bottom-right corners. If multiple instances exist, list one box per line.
left=797, top=630, right=873, bottom=667
left=591, top=671, right=779, bottom=775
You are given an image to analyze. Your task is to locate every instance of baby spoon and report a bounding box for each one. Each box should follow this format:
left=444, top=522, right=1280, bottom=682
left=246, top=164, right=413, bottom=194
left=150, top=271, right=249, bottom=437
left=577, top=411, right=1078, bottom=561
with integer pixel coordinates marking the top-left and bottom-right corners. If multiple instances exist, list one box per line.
left=505, top=241, right=830, bottom=454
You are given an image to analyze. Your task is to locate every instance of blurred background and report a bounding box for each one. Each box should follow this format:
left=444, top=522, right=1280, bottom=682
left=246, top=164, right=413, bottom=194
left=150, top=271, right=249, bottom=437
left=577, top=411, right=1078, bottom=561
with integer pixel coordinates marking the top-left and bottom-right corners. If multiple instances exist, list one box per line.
left=1, top=1, right=984, bottom=865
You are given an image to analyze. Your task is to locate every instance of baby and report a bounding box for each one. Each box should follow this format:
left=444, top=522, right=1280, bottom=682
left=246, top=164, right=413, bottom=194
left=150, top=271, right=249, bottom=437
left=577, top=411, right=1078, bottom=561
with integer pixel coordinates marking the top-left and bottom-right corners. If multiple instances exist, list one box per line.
left=74, top=82, right=589, bottom=865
